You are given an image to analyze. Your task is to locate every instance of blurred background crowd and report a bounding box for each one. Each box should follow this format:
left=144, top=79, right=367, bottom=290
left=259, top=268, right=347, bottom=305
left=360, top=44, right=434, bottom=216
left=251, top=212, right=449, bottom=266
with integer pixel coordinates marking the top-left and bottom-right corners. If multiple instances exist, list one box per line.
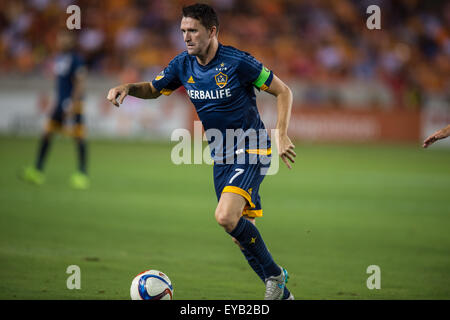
left=0, top=0, right=449, bottom=110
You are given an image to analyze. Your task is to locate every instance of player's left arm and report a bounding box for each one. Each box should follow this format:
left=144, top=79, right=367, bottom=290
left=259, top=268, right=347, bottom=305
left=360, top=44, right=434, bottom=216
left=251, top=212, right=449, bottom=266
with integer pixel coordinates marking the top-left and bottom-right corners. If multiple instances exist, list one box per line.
left=264, top=75, right=296, bottom=169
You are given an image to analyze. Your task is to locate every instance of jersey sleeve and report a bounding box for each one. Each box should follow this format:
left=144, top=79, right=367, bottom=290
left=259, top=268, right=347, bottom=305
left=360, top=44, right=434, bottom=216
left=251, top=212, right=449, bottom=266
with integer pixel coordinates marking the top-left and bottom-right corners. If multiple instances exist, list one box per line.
left=237, top=53, right=274, bottom=91
left=151, top=58, right=182, bottom=96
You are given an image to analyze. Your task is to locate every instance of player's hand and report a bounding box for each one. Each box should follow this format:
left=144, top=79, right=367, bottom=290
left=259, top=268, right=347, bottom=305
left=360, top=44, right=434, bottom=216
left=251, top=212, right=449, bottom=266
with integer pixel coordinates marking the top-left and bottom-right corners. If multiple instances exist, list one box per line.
left=275, top=131, right=296, bottom=169
left=107, top=84, right=130, bottom=107
left=423, top=125, right=450, bottom=148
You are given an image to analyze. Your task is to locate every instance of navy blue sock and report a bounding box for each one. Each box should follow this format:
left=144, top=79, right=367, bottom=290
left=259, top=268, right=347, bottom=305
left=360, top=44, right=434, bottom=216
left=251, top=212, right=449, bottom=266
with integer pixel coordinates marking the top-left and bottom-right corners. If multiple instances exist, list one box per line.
left=229, top=218, right=281, bottom=278
left=241, top=248, right=266, bottom=282
left=76, top=139, right=87, bottom=174
left=241, top=248, right=291, bottom=299
left=36, top=135, right=51, bottom=171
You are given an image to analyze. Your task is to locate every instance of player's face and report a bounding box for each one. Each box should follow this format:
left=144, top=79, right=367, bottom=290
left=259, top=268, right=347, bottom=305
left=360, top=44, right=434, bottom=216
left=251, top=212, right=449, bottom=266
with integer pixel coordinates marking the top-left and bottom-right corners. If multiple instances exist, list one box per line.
left=180, top=17, right=214, bottom=56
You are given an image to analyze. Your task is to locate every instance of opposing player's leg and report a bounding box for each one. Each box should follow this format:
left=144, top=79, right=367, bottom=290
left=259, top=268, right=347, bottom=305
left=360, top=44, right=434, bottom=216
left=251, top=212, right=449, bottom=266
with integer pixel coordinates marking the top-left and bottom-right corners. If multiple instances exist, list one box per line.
left=70, top=137, right=89, bottom=190
left=70, top=103, right=89, bottom=190
left=20, top=132, right=50, bottom=185
left=20, top=109, right=62, bottom=185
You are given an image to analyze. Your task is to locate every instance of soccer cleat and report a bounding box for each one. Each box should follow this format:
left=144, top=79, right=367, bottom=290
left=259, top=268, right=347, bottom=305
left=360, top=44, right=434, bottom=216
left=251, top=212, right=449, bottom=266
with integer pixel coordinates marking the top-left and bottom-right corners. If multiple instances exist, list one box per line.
left=264, top=266, right=289, bottom=300
left=20, top=166, right=45, bottom=185
left=70, top=172, right=90, bottom=190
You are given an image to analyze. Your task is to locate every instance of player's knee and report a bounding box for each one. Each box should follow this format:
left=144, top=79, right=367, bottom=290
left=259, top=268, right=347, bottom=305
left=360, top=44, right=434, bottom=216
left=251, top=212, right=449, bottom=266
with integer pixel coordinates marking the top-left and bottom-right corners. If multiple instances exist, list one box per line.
left=215, top=208, right=239, bottom=232
left=74, top=136, right=85, bottom=144
left=214, top=209, right=230, bottom=228
left=42, top=132, right=53, bottom=141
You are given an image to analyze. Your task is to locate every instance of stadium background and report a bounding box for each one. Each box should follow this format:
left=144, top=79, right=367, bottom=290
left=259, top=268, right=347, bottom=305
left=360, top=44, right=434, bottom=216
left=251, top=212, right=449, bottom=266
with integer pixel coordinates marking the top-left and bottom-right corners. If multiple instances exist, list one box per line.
left=0, top=0, right=449, bottom=299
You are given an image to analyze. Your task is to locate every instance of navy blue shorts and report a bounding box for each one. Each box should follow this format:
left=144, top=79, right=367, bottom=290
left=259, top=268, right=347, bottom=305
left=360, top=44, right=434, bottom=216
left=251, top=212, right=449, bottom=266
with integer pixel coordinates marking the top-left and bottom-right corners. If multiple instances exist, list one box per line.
left=45, top=101, right=85, bottom=138
left=213, top=157, right=271, bottom=218
left=49, top=104, right=84, bottom=124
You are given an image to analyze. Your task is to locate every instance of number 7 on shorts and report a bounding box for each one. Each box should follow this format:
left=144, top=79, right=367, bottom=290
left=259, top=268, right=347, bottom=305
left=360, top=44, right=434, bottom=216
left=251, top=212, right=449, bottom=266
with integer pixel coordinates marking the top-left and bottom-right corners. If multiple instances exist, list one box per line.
left=229, top=168, right=244, bottom=184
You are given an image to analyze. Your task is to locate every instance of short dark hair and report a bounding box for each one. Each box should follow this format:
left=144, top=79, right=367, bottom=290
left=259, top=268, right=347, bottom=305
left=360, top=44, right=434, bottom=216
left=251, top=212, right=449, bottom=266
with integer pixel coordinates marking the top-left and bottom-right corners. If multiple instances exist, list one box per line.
left=182, top=3, right=219, bottom=32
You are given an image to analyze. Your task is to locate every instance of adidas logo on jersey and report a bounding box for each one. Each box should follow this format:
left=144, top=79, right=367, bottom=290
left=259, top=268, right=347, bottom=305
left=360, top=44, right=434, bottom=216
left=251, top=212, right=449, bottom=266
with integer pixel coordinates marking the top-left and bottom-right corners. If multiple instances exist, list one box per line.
left=187, top=76, right=195, bottom=83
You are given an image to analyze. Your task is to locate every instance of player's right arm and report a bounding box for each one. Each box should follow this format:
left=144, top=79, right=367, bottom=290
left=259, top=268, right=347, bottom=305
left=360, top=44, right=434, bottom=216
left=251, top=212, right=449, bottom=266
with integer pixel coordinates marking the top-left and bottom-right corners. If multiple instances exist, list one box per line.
left=108, top=56, right=183, bottom=107
left=107, top=82, right=161, bottom=107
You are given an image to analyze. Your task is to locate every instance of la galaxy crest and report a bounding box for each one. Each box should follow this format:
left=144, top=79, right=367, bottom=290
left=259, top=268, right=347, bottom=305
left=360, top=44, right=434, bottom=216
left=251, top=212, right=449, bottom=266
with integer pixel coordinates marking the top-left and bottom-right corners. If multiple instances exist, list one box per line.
left=214, top=72, right=228, bottom=89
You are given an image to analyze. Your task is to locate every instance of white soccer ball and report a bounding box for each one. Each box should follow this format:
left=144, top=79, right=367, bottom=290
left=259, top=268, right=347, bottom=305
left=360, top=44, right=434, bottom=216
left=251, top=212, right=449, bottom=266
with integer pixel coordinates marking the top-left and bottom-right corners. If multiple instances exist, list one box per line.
left=130, top=269, right=174, bottom=300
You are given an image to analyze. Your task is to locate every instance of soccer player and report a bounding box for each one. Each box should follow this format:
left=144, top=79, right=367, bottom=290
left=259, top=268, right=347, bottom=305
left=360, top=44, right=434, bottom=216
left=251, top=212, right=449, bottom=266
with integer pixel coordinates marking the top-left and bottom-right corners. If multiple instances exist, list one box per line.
left=21, top=31, right=89, bottom=189
left=107, top=4, right=296, bottom=300
left=423, top=125, right=450, bottom=148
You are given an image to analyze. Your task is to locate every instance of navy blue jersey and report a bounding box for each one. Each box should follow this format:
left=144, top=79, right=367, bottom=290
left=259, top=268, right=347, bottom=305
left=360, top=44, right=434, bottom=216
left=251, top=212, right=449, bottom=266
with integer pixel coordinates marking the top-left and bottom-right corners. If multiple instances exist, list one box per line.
left=152, top=43, right=274, bottom=163
left=53, top=51, right=84, bottom=110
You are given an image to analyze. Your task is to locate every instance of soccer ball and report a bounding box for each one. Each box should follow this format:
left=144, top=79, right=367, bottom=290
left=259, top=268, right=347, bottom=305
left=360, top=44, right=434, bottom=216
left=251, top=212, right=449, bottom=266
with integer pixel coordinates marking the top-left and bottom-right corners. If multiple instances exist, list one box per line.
left=130, top=269, right=174, bottom=300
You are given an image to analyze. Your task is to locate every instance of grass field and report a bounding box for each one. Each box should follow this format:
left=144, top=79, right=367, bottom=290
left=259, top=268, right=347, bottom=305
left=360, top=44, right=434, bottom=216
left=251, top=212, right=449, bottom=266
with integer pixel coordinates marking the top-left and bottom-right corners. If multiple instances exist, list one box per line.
left=0, top=135, right=449, bottom=300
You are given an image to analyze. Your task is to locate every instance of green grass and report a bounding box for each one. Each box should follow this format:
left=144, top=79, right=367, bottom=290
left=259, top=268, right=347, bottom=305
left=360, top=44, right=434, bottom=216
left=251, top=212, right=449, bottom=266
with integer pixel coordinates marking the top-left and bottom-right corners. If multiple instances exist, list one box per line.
left=0, top=135, right=449, bottom=299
